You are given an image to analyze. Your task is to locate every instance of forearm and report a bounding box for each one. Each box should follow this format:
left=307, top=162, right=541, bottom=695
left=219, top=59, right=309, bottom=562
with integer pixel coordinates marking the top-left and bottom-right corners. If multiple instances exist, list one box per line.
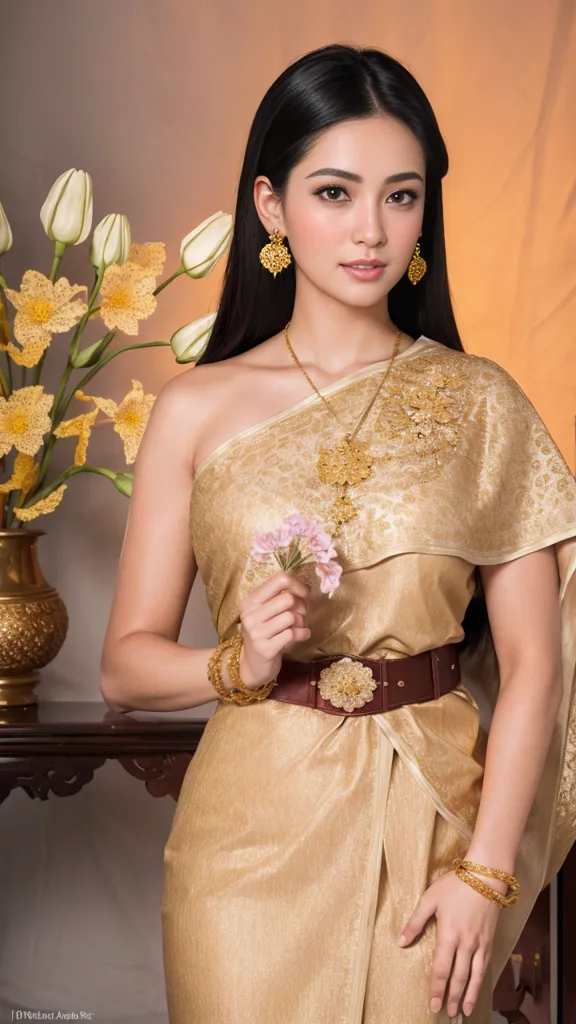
left=100, top=632, right=225, bottom=712
left=465, top=671, right=563, bottom=874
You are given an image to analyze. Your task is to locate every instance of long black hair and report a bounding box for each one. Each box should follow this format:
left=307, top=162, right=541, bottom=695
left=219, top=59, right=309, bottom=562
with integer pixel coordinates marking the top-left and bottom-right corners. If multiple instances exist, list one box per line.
left=197, top=42, right=488, bottom=656
left=197, top=42, right=464, bottom=364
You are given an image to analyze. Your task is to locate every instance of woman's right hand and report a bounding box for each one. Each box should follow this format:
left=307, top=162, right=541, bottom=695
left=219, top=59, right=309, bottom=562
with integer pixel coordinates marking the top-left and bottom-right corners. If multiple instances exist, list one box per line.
left=236, top=571, right=311, bottom=689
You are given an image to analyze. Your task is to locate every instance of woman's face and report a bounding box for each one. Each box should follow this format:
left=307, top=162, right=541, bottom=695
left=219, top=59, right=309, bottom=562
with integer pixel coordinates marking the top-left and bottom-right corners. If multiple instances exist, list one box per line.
left=255, top=114, right=426, bottom=307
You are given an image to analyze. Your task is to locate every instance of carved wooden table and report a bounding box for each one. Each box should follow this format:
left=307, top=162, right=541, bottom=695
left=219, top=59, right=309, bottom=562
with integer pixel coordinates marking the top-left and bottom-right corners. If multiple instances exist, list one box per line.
left=0, top=700, right=573, bottom=1023
left=0, top=700, right=201, bottom=803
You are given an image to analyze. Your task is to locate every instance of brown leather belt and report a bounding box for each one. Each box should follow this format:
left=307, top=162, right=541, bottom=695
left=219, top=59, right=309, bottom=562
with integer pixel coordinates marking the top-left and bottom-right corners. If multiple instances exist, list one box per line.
left=267, top=643, right=461, bottom=716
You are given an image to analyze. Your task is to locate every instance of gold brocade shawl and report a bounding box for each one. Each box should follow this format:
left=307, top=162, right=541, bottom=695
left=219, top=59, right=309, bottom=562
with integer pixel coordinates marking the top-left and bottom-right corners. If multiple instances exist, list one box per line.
left=189, top=335, right=576, bottom=970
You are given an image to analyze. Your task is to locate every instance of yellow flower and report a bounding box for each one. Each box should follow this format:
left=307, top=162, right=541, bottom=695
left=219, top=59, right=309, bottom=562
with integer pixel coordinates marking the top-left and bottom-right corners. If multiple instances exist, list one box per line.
left=98, top=262, right=157, bottom=335
left=0, top=452, right=40, bottom=500
left=0, top=385, right=54, bottom=458
left=75, top=379, right=155, bottom=464
left=14, top=483, right=67, bottom=521
left=127, top=242, right=166, bottom=277
left=53, top=406, right=99, bottom=466
left=3, top=339, right=52, bottom=368
left=4, top=270, right=88, bottom=364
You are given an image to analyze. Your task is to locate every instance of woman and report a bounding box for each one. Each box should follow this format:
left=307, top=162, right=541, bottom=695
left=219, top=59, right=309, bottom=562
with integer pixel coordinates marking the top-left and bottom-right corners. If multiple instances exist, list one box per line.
left=100, top=43, right=576, bottom=1024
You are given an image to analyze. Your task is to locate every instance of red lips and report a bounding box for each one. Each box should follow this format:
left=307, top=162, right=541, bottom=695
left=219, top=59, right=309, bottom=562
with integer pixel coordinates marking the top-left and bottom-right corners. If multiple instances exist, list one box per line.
left=341, top=260, right=386, bottom=267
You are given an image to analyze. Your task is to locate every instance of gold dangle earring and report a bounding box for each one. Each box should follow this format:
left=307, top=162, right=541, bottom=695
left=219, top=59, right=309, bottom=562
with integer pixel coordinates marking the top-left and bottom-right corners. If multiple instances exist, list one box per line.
left=259, top=228, right=292, bottom=277
left=407, top=238, right=427, bottom=285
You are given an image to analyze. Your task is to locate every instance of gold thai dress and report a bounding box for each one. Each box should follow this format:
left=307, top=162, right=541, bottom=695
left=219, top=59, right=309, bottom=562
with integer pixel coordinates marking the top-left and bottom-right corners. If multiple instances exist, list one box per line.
left=161, top=335, right=576, bottom=1024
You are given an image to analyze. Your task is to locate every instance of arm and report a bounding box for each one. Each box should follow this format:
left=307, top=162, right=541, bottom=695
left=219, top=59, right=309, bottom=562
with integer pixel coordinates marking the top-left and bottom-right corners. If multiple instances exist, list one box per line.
left=397, top=541, right=568, bottom=1018
left=463, top=544, right=565, bottom=881
left=100, top=362, right=314, bottom=714
left=99, top=368, right=224, bottom=713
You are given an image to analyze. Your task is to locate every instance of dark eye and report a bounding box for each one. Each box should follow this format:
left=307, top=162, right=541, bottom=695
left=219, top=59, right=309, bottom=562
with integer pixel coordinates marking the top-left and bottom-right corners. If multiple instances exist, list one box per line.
left=387, top=189, right=419, bottom=205
left=314, top=185, right=349, bottom=203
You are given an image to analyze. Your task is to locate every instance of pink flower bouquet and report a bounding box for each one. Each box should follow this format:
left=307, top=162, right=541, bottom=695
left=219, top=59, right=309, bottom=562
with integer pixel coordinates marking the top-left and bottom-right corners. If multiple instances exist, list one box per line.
left=249, top=513, right=343, bottom=598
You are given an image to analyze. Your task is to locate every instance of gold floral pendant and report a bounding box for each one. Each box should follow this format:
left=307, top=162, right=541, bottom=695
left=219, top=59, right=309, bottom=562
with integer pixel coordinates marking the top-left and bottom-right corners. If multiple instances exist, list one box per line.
left=317, top=435, right=373, bottom=487
left=328, top=490, right=358, bottom=530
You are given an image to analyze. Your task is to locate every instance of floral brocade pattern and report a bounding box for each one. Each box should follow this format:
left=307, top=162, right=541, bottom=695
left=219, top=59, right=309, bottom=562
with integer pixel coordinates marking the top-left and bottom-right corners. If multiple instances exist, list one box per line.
left=188, top=336, right=576, bottom=885
left=191, top=337, right=576, bottom=621
left=372, top=353, right=471, bottom=483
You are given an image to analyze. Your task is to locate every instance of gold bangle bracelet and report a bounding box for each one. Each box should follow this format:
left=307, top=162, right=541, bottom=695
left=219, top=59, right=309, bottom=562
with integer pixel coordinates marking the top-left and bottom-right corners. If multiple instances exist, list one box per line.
left=207, top=637, right=246, bottom=704
left=207, top=636, right=261, bottom=706
left=452, top=859, right=520, bottom=909
left=227, top=634, right=278, bottom=700
left=207, top=634, right=277, bottom=705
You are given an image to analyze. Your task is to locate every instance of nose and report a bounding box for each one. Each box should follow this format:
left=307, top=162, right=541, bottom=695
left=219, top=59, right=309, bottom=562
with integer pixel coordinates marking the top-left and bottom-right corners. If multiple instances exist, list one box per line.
left=351, top=196, right=387, bottom=249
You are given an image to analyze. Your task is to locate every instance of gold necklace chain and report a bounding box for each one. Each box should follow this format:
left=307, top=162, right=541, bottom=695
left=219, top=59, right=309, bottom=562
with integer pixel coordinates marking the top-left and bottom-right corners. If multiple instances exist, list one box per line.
left=283, top=321, right=404, bottom=536
left=283, top=321, right=402, bottom=440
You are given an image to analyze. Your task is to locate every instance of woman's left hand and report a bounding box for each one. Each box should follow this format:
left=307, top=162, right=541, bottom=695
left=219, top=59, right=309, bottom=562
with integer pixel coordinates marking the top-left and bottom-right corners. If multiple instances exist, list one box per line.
left=398, top=868, right=502, bottom=1018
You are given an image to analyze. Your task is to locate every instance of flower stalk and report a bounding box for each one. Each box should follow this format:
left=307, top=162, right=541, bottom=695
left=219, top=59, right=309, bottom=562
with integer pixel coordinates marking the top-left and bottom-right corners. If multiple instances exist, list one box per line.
left=0, top=165, right=232, bottom=528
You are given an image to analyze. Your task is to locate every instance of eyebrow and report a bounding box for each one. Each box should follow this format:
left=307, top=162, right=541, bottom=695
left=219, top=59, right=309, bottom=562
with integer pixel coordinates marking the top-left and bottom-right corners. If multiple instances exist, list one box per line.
left=304, top=167, right=424, bottom=184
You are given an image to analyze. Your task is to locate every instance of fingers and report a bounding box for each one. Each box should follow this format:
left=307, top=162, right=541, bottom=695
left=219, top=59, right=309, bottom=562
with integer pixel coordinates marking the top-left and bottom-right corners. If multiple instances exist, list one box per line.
left=429, top=935, right=490, bottom=1017
left=461, top=943, right=491, bottom=1017
left=428, top=933, right=457, bottom=1015
left=240, top=572, right=311, bottom=647
left=257, top=589, right=308, bottom=625
left=258, top=609, right=309, bottom=641
left=444, top=944, right=476, bottom=1018
left=242, top=594, right=309, bottom=641
left=274, top=625, right=313, bottom=646
left=400, top=874, right=497, bottom=1019
left=398, top=894, right=436, bottom=947
left=243, top=571, right=311, bottom=612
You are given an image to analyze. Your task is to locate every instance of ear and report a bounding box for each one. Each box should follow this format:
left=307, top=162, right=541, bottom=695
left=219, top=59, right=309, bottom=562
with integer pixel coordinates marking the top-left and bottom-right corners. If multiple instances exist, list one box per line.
left=253, top=175, right=286, bottom=237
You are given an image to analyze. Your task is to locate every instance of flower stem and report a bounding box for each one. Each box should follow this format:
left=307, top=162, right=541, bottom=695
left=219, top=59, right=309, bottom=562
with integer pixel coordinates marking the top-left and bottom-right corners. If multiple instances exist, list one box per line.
left=18, top=463, right=117, bottom=511
left=49, top=241, right=67, bottom=282
left=49, top=254, right=62, bottom=281
left=32, top=355, right=45, bottom=386
left=48, top=365, right=74, bottom=429
left=33, top=341, right=170, bottom=493
left=88, top=269, right=105, bottom=306
left=153, top=267, right=185, bottom=296
left=3, top=352, right=12, bottom=395
left=66, top=340, right=170, bottom=412
left=66, top=268, right=105, bottom=367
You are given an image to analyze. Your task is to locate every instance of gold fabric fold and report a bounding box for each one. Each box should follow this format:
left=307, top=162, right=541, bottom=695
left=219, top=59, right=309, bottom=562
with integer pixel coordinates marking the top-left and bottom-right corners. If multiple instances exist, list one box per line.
left=163, top=702, right=492, bottom=1023
left=163, top=335, right=576, bottom=1021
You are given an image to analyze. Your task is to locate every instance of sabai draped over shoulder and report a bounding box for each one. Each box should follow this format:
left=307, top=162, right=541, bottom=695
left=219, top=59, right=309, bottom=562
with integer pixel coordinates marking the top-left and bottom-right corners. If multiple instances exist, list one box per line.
left=188, top=335, right=576, bottom=983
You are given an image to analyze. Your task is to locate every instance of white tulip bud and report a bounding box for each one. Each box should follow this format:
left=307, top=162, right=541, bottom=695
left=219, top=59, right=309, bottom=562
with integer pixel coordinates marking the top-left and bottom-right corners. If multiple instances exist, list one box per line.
left=90, top=213, right=131, bottom=272
left=40, top=168, right=93, bottom=245
left=170, top=312, right=217, bottom=363
left=180, top=211, right=232, bottom=278
left=0, top=201, right=13, bottom=256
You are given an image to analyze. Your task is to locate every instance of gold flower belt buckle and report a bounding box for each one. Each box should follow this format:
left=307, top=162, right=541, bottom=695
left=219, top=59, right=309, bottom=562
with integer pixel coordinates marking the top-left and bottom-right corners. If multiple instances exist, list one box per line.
left=312, top=656, right=378, bottom=712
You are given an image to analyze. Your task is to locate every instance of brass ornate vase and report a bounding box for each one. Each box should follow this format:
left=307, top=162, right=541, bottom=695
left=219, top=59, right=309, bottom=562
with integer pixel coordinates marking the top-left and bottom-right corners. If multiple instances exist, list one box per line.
left=0, top=528, right=68, bottom=707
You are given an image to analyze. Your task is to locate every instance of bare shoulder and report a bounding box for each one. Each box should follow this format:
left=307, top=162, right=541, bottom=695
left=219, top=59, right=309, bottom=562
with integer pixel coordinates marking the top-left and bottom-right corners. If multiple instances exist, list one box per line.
left=167, top=333, right=287, bottom=409
left=147, top=344, right=275, bottom=465
left=147, top=359, right=245, bottom=444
